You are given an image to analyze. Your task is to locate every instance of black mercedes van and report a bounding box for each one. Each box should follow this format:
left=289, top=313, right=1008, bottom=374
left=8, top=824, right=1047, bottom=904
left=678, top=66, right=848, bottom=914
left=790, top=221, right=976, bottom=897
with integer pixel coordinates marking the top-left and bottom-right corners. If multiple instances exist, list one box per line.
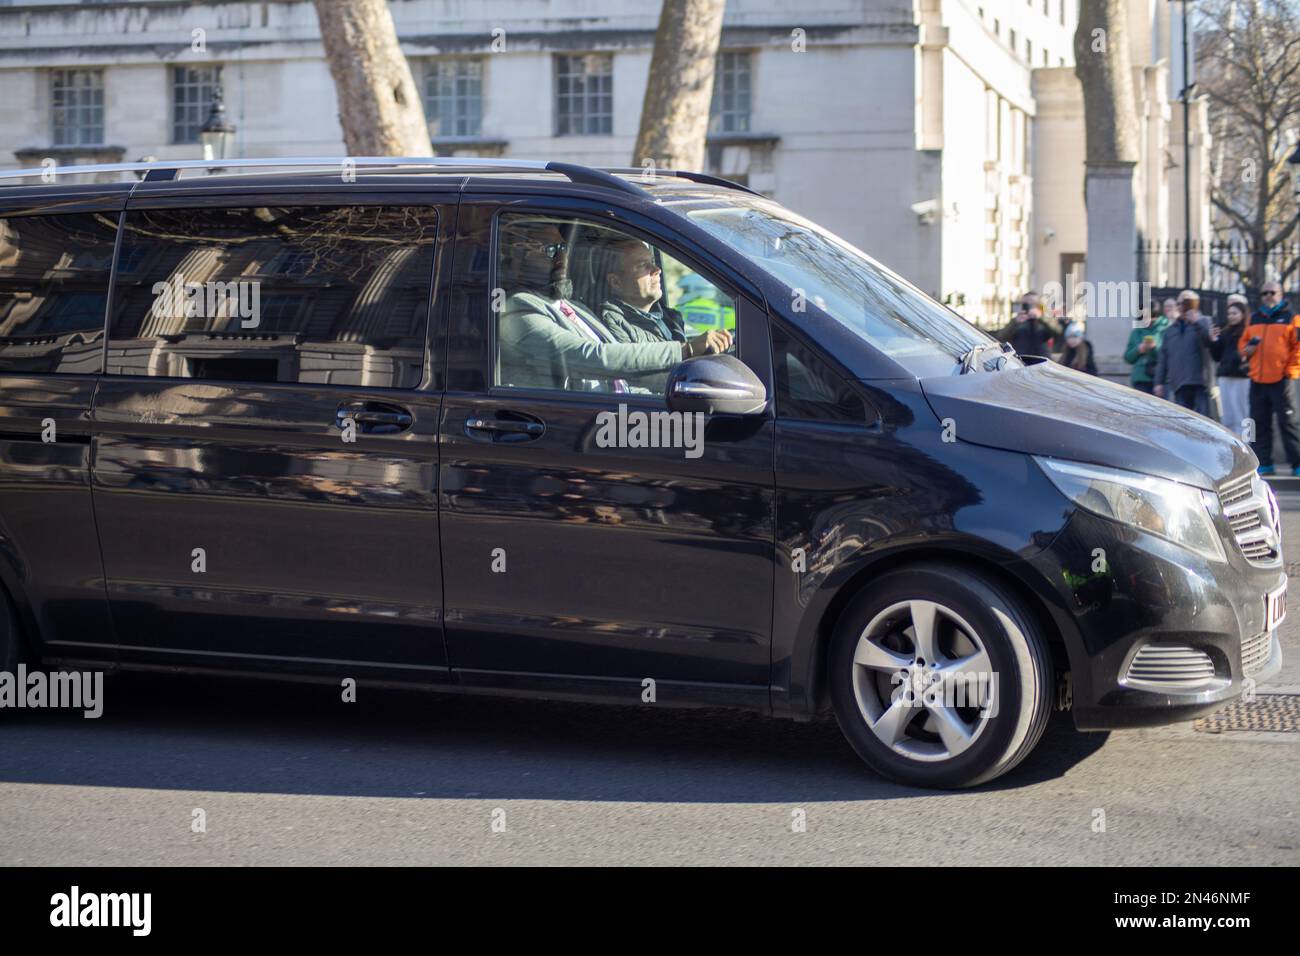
left=0, top=157, right=1284, bottom=787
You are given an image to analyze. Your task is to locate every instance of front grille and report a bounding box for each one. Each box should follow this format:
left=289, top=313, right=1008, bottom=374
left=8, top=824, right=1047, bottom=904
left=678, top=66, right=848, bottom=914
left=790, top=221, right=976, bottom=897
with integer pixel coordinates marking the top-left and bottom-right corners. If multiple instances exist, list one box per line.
left=1241, top=538, right=1276, bottom=561
left=1229, top=510, right=1262, bottom=535
left=1219, top=472, right=1254, bottom=507
left=1242, top=631, right=1273, bottom=677
left=1218, top=472, right=1281, bottom=567
left=1124, top=643, right=1217, bottom=686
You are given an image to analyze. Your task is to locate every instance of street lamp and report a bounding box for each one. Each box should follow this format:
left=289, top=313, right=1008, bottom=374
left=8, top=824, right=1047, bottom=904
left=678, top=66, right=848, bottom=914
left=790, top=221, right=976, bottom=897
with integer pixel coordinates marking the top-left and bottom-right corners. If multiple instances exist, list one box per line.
left=199, top=86, right=236, bottom=169
left=1171, top=0, right=1196, bottom=287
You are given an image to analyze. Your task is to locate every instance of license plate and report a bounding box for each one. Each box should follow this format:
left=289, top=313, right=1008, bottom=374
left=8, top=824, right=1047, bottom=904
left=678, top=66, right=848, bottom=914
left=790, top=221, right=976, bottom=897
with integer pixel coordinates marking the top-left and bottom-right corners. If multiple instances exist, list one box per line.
left=1266, top=582, right=1287, bottom=633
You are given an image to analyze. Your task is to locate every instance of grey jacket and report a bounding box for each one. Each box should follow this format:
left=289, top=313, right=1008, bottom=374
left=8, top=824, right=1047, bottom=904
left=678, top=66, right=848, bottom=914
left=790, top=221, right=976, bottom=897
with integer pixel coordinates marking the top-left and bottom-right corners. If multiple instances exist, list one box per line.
left=497, top=290, right=684, bottom=390
left=1154, top=314, right=1215, bottom=393
left=601, top=299, right=687, bottom=344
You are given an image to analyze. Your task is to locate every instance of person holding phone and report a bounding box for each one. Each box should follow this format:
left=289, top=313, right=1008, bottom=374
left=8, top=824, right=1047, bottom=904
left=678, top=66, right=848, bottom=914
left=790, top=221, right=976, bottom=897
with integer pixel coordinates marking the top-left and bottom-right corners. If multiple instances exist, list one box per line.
left=1123, top=300, right=1172, bottom=394
left=995, top=291, right=1059, bottom=357
left=1241, top=282, right=1300, bottom=475
left=1154, top=290, right=1216, bottom=415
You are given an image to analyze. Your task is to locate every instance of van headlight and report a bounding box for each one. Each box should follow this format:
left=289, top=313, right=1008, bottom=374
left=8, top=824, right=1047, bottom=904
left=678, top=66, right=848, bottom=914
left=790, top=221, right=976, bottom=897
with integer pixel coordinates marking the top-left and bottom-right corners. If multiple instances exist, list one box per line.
left=1036, top=457, right=1225, bottom=562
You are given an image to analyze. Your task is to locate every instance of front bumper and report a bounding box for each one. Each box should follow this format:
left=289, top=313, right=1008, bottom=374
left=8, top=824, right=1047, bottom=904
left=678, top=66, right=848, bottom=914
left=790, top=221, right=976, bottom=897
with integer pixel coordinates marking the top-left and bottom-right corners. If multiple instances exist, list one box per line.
left=1028, top=508, right=1285, bottom=730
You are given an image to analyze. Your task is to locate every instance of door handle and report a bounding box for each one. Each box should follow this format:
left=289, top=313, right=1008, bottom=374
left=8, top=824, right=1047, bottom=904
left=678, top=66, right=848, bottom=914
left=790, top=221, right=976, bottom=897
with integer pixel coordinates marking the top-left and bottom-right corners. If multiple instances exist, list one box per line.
left=465, top=413, right=545, bottom=442
left=336, top=402, right=413, bottom=434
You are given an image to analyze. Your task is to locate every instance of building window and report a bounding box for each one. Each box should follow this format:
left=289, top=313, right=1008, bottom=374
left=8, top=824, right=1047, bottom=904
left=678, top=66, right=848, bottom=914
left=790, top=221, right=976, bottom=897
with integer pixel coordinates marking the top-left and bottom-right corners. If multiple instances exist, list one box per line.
left=1009, top=28, right=1017, bottom=52
left=1026, top=39, right=1033, bottom=62
left=422, top=58, right=483, bottom=138
left=555, top=54, right=613, bottom=135
left=171, top=65, right=222, bottom=144
left=51, top=69, right=104, bottom=146
left=710, top=52, right=751, bottom=134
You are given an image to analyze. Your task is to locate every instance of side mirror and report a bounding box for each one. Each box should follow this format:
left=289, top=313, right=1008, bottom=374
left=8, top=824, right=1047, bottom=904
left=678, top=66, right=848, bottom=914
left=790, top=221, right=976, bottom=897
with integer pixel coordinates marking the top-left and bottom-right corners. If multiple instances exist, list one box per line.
left=666, top=353, right=768, bottom=416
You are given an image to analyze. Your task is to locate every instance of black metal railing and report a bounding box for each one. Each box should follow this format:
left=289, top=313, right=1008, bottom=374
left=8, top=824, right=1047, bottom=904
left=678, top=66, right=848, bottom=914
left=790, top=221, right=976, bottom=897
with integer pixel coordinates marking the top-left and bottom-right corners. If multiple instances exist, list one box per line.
left=1137, top=239, right=1300, bottom=294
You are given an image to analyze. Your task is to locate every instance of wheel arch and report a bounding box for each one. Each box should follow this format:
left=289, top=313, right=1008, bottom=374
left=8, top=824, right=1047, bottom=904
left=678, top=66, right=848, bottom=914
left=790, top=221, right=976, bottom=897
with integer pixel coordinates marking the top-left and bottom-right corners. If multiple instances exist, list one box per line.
left=0, top=555, right=38, bottom=661
left=796, top=546, right=1078, bottom=718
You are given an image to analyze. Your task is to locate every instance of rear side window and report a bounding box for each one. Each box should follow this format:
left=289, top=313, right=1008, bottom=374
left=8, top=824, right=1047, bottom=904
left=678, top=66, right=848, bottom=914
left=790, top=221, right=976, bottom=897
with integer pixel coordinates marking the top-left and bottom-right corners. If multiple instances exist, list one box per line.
left=0, top=212, right=117, bottom=374
left=107, top=206, right=437, bottom=388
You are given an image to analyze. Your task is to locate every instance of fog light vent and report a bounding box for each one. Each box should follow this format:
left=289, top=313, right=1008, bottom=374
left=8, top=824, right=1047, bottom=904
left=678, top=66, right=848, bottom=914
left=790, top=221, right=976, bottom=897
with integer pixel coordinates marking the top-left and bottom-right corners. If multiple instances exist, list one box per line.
left=1124, top=643, right=1216, bottom=686
left=1242, top=631, right=1272, bottom=677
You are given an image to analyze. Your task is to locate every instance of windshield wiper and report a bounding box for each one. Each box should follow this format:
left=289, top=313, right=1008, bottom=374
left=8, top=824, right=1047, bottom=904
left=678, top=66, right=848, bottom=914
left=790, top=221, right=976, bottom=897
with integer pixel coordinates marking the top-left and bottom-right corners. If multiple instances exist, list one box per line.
left=958, top=341, right=1014, bottom=374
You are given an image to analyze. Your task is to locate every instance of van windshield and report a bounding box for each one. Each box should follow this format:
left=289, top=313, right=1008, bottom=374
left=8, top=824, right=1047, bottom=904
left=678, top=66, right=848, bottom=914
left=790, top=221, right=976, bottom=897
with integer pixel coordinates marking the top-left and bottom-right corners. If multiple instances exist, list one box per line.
left=682, top=196, right=993, bottom=377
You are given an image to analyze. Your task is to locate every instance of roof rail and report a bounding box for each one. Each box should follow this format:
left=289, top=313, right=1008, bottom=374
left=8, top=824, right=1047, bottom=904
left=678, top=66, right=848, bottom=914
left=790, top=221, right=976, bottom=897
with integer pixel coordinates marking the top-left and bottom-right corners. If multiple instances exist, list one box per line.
left=0, top=156, right=651, bottom=197
left=543, top=162, right=648, bottom=197
left=600, top=166, right=759, bottom=195
left=0, top=156, right=553, bottom=182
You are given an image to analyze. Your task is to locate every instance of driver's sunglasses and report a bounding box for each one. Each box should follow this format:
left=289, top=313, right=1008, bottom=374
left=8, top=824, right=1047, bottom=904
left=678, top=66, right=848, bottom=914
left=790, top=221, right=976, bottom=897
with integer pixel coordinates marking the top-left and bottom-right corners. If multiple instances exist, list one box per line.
left=1263, top=289, right=1280, bottom=297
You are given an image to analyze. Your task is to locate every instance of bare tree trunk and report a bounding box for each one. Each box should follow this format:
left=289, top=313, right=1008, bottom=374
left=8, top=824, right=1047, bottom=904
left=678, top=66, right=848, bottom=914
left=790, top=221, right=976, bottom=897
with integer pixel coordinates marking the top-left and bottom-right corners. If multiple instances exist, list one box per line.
left=312, top=0, right=432, bottom=157
left=1073, top=0, right=1141, bottom=368
left=1200, top=0, right=1300, bottom=294
left=633, top=0, right=726, bottom=173
left=1073, top=0, right=1139, bottom=165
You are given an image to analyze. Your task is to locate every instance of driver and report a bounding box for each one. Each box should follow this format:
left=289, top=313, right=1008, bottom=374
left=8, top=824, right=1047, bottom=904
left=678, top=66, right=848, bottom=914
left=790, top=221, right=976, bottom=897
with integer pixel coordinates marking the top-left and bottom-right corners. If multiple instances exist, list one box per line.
left=497, top=219, right=730, bottom=391
left=597, top=237, right=689, bottom=344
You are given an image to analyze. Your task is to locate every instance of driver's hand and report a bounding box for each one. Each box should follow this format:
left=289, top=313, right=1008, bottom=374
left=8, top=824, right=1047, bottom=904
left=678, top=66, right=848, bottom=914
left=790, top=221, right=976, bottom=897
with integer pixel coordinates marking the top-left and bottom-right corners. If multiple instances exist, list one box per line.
left=687, top=329, right=733, bottom=356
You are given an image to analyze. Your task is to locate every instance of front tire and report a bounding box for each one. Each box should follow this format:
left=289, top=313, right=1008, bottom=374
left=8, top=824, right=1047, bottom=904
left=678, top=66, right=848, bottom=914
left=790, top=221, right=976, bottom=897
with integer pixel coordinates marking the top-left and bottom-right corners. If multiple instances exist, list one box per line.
left=829, top=563, right=1053, bottom=788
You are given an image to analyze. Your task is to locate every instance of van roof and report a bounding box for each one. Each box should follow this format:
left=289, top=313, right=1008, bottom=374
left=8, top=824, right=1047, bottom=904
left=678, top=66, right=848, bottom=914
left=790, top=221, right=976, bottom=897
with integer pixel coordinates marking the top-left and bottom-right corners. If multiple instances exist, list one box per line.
left=0, top=156, right=756, bottom=210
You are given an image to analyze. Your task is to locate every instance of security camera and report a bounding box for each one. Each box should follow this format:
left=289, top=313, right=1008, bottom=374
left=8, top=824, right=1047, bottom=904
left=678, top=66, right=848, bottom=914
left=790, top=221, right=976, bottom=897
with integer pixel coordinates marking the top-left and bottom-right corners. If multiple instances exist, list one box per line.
left=911, top=199, right=939, bottom=224
left=1043, top=226, right=1057, bottom=243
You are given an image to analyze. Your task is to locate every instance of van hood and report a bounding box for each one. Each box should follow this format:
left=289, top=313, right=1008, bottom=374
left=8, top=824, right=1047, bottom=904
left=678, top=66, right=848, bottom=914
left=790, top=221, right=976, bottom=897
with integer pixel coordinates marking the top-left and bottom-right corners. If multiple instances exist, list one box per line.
left=918, top=359, right=1255, bottom=490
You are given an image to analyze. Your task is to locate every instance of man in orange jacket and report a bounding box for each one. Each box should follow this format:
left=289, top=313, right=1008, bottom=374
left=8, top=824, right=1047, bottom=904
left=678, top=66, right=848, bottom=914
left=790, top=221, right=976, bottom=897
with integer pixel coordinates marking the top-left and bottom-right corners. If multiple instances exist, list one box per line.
left=1241, top=281, right=1300, bottom=475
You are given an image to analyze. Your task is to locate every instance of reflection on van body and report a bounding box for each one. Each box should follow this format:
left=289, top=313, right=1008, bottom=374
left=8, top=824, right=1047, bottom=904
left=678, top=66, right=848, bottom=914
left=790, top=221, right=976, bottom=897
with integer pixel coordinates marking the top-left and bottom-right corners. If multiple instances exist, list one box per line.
left=0, top=213, right=117, bottom=374
left=108, top=206, right=437, bottom=388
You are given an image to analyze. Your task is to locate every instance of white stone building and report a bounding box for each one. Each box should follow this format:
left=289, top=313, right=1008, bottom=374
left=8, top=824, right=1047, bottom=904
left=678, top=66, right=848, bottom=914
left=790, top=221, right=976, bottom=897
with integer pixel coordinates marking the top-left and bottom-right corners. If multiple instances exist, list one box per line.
left=0, top=0, right=1208, bottom=344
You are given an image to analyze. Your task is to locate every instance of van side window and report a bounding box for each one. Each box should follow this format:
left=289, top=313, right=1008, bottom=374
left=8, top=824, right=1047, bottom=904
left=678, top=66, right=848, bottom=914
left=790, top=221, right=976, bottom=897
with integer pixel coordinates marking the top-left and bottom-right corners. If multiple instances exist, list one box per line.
left=107, top=206, right=437, bottom=388
left=492, top=212, right=738, bottom=395
left=771, top=323, right=869, bottom=423
left=0, top=212, right=117, bottom=374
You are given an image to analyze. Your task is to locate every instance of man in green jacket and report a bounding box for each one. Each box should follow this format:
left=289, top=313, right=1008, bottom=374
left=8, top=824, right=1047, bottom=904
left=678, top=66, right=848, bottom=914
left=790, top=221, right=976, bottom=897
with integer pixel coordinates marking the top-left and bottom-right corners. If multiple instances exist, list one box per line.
left=1123, top=299, right=1173, bottom=393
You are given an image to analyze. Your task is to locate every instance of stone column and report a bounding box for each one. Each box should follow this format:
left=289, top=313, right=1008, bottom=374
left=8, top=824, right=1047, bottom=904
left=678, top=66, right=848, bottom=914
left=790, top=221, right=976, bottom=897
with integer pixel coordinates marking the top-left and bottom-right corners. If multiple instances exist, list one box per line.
left=1084, top=160, right=1140, bottom=375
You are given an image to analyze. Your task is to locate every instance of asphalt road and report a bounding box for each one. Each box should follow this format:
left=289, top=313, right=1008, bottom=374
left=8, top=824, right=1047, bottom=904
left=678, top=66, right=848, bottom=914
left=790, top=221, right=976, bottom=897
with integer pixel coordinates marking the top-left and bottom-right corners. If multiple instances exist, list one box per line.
left=2, top=502, right=1299, bottom=866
